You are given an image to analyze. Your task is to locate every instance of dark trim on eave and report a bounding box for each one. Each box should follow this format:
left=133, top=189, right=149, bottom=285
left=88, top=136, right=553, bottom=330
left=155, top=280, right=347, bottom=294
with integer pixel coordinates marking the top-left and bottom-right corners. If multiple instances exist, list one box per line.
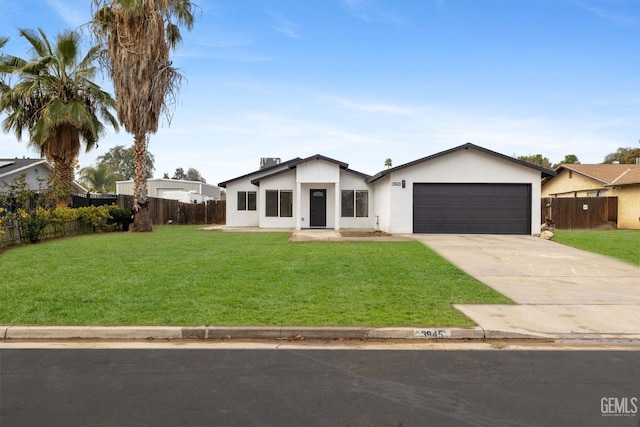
left=223, top=154, right=371, bottom=187
left=250, top=167, right=295, bottom=186
left=292, top=154, right=349, bottom=169
left=366, top=143, right=556, bottom=183
left=218, top=157, right=302, bottom=188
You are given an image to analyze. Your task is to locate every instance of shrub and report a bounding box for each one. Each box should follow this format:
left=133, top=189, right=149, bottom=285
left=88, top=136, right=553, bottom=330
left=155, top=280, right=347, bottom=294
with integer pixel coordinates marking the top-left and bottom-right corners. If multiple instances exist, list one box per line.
left=1, top=175, right=126, bottom=244
left=107, top=205, right=133, bottom=231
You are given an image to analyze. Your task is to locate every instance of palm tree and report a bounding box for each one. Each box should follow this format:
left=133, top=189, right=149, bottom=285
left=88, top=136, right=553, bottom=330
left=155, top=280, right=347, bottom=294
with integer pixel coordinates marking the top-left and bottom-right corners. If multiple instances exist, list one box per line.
left=79, top=162, right=119, bottom=193
left=384, top=158, right=392, bottom=169
left=91, top=0, right=196, bottom=232
left=0, top=36, right=9, bottom=90
left=0, top=29, right=119, bottom=203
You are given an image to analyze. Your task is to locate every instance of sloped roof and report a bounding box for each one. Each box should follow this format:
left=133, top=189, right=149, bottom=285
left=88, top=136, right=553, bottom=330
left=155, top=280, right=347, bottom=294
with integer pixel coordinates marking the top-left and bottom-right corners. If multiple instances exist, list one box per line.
left=218, top=157, right=302, bottom=188
left=251, top=154, right=371, bottom=185
left=0, top=158, right=51, bottom=178
left=367, top=142, right=556, bottom=183
left=219, top=154, right=371, bottom=187
left=249, top=154, right=370, bottom=185
left=556, top=163, right=640, bottom=186
left=0, top=158, right=87, bottom=193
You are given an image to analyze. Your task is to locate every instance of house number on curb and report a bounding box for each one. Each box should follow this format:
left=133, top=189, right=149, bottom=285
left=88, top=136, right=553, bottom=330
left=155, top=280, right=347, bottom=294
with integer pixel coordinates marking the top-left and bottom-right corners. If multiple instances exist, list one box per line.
left=414, top=329, right=452, bottom=338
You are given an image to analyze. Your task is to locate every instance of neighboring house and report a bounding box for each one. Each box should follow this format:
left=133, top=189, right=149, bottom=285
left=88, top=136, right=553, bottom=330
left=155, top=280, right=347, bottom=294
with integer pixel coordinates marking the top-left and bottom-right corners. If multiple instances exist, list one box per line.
left=116, top=178, right=221, bottom=203
left=0, top=157, right=86, bottom=193
left=218, top=143, right=555, bottom=235
left=542, top=163, right=640, bottom=229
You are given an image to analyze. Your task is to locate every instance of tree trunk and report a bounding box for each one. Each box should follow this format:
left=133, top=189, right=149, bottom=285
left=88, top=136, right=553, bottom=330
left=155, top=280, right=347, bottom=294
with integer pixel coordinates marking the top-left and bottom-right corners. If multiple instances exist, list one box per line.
left=131, top=133, right=153, bottom=232
left=52, top=156, right=74, bottom=207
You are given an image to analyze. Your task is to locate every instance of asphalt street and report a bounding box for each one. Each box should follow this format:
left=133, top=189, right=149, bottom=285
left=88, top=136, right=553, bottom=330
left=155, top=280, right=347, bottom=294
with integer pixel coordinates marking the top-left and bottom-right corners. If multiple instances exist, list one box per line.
left=1, top=348, right=639, bottom=426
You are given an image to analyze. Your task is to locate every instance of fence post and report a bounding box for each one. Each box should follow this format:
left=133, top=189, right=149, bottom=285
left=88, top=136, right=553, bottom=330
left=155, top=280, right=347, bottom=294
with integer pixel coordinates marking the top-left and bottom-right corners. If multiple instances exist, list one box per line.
left=12, top=219, right=21, bottom=244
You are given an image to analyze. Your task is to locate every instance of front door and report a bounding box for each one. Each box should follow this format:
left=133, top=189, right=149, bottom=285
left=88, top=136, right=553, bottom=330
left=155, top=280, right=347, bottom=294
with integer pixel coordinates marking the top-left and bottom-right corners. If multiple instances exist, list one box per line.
left=309, top=189, right=326, bottom=227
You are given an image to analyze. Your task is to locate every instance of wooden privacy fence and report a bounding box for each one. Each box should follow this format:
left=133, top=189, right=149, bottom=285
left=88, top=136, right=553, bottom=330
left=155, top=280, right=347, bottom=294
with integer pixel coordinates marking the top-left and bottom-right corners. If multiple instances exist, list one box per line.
left=541, top=197, right=617, bottom=230
left=117, top=195, right=226, bottom=225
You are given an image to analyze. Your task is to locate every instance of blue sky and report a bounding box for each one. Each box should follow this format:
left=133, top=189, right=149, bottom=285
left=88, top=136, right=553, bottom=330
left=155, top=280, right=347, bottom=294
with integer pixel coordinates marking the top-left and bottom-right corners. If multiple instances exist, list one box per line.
left=1, top=0, right=639, bottom=184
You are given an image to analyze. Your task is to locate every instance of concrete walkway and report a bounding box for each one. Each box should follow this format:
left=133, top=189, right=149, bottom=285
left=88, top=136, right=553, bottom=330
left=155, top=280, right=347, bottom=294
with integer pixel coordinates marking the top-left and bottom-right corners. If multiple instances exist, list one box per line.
left=412, top=234, right=640, bottom=339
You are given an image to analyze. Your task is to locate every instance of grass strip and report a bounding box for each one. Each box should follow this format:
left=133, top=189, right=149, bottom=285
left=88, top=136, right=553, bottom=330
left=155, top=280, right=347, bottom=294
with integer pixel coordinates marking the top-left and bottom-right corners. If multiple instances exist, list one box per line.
left=0, top=226, right=511, bottom=326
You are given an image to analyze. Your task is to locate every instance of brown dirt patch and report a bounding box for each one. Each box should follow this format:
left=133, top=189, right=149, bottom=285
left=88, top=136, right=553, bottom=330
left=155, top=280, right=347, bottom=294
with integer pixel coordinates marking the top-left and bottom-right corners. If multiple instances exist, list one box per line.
left=339, top=230, right=391, bottom=238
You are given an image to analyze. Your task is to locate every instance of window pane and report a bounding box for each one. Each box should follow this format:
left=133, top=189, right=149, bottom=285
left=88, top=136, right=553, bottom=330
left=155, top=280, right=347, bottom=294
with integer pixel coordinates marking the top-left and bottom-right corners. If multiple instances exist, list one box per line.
left=248, top=191, right=257, bottom=211
left=237, top=191, right=247, bottom=210
left=280, top=191, right=293, bottom=217
left=356, top=190, right=368, bottom=217
left=265, top=190, right=278, bottom=217
left=341, top=190, right=354, bottom=217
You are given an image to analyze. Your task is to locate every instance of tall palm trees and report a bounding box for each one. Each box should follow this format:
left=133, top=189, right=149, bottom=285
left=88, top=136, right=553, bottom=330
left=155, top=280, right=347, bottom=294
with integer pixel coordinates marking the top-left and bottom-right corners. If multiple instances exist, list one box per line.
left=79, top=163, right=119, bottom=193
left=0, top=29, right=119, bottom=203
left=91, top=0, right=195, bottom=232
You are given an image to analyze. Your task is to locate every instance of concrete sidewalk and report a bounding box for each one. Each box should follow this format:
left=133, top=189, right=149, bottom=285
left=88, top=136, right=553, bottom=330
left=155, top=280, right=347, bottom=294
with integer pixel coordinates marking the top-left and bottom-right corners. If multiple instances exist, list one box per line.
left=412, top=234, right=640, bottom=339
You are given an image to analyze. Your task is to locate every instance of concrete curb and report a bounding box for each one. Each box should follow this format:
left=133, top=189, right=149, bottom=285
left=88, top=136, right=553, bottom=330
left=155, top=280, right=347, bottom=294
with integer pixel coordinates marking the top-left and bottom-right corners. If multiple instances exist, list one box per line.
left=4, top=326, right=636, bottom=342
left=2, top=326, right=496, bottom=341
left=3, top=326, right=183, bottom=340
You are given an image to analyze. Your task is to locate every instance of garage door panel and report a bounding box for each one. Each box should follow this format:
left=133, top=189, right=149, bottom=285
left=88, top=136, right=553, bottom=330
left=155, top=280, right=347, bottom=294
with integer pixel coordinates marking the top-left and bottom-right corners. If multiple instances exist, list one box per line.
left=413, top=183, right=531, bottom=234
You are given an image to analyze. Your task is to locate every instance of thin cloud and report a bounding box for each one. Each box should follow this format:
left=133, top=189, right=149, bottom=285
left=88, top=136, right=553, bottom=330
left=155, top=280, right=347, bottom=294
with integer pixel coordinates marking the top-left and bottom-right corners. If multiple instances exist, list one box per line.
left=341, top=0, right=406, bottom=26
left=268, top=12, right=301, bottom=39
left=572, top=0, right=638, bottom=26
left=45, top=0, right=89, bottom=29
left=329, top=96, right=414, bottom=115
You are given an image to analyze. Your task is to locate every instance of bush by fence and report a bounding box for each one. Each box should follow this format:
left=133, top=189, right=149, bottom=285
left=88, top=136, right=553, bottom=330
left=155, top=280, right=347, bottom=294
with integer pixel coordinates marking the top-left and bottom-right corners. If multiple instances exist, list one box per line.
left=1, top=172, right=225, bottom=247
left=541, top=197, right=618, bottom=230
left=2, top=195, right=225, bottom=247
left=1, top=204, right=131, bottom=247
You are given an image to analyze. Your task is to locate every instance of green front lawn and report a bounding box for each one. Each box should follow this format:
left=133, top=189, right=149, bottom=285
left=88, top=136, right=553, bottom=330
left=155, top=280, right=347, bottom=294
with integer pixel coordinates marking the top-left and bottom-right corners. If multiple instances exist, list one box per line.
left=553, top=229, right=640, bottom=266
left=0, top=226, right=510, bottom=326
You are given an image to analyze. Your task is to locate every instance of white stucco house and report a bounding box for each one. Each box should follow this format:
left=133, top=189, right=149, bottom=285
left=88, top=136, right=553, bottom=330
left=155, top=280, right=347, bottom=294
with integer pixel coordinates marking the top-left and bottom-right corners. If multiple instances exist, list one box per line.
left=218, top=143, right=556, bottom=235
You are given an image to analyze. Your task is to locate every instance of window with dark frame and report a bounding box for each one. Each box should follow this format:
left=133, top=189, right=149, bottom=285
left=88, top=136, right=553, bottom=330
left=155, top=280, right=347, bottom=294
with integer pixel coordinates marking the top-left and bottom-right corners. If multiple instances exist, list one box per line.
left=248, top=191, right=257, bottom=210
left=266, top=190, right=293, bottom=217
left=237, top=191, right=257, bottom=211
left=280, top=191, right=293, bottom=217
left=356, top=190, right=368, bottom=217
left=237, top=191, right=246, bottom=211
left=265, top=190, right=278, bottom=217
left=341, top=190, right=368, bottom=217
left=341, top=190, right=354, bottom=217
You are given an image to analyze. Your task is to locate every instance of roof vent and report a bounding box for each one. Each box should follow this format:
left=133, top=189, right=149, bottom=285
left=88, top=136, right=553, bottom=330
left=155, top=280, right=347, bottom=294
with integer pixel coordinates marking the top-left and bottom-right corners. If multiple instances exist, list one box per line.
left=260, top=157, right=281, bottom=169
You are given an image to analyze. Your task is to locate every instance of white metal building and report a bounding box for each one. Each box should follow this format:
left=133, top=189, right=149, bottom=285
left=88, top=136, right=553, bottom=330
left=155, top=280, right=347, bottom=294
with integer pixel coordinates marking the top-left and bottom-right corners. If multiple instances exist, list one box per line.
left=116, top=178, right=220, bottom=203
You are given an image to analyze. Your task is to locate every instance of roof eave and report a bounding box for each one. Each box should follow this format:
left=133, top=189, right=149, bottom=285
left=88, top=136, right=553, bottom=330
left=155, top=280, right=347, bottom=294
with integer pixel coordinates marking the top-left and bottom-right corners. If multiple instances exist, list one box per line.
left=367, top=143, right=556, bottom=182
left=218, top=157, right=302, bottom=188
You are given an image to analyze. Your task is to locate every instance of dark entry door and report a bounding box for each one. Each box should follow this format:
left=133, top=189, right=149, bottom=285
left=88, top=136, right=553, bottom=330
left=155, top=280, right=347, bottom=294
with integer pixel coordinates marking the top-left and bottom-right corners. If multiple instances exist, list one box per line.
left=309, top=189, right=327, bottom=227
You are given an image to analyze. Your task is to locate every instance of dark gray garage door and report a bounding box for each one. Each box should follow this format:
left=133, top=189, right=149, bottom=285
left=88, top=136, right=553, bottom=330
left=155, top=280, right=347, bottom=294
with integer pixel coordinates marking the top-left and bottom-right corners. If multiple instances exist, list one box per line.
left=413, top=183, right=531, bottom=234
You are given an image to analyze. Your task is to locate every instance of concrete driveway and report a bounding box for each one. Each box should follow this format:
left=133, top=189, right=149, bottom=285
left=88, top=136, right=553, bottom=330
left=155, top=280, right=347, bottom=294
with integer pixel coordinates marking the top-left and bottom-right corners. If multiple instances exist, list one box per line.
left=411, top=234, right=640, bottom=339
